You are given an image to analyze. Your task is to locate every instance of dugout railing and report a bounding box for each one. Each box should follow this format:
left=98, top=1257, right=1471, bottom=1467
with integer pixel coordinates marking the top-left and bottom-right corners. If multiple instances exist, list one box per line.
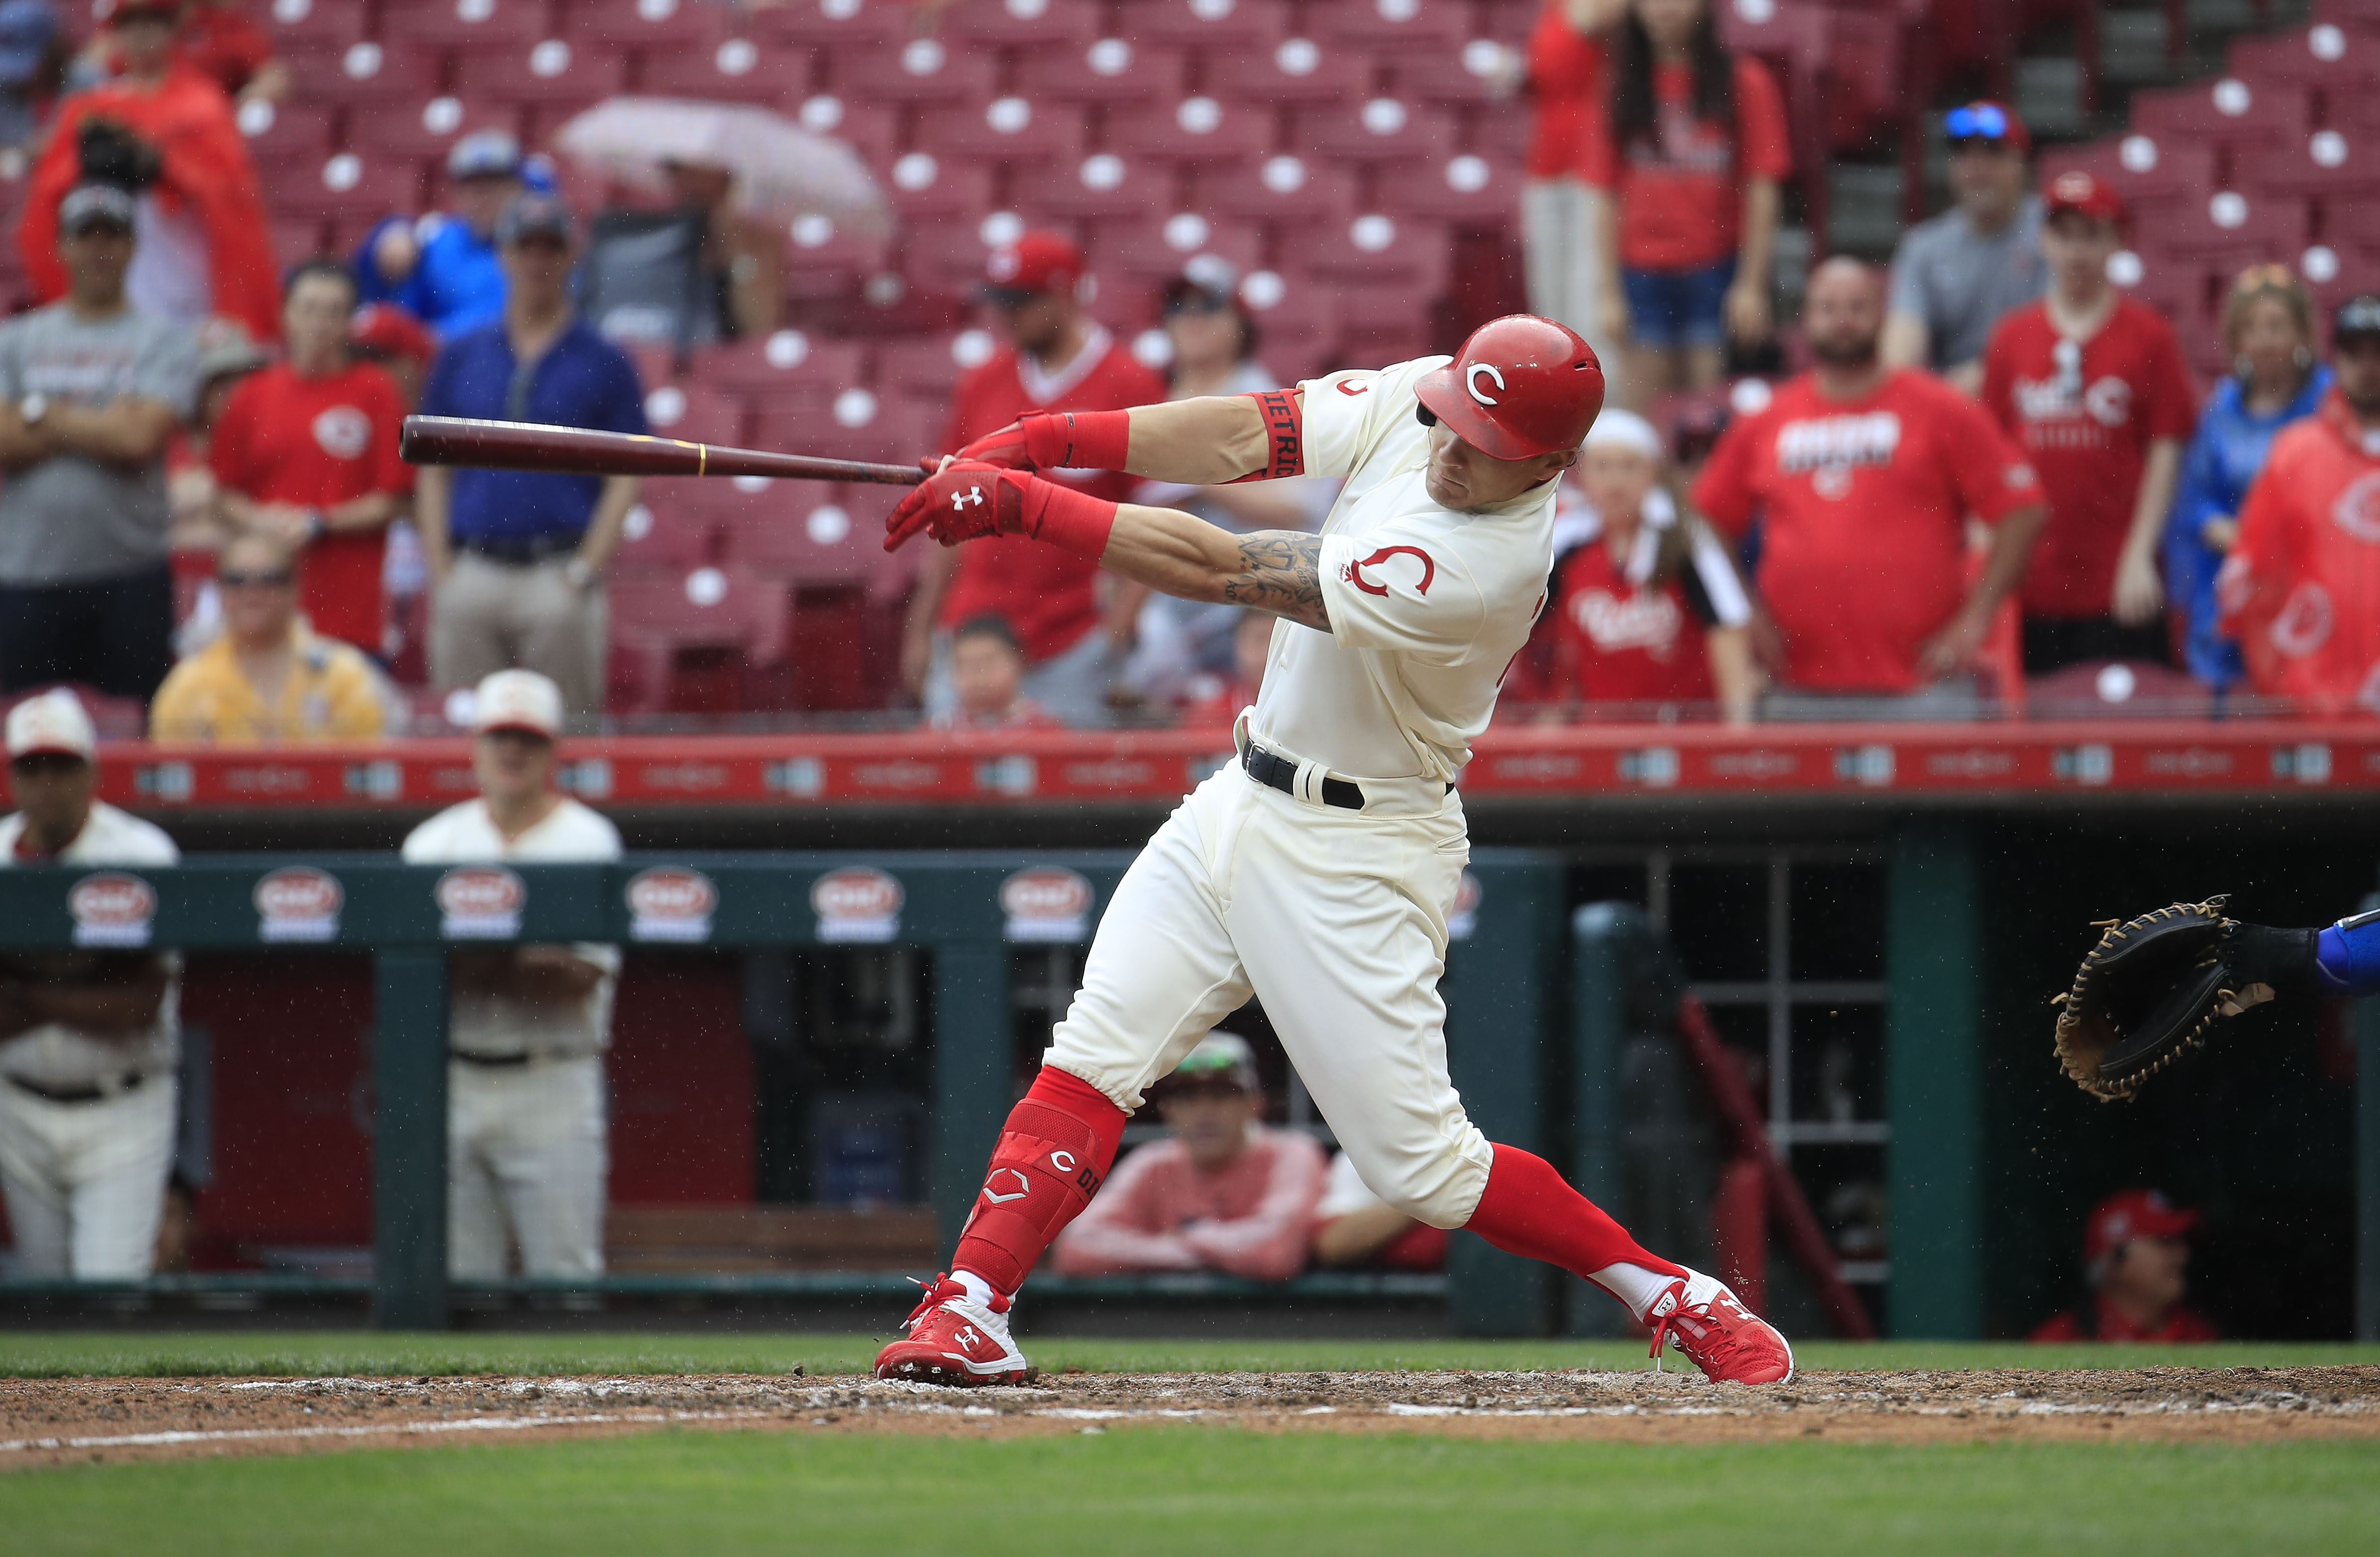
left=0, top=850, right=1563, bottom=1333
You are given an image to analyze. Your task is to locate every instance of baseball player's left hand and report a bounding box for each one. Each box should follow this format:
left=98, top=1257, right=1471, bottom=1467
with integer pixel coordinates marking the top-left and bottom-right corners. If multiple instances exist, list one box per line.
left=885, top=459, right=1031, bottom=551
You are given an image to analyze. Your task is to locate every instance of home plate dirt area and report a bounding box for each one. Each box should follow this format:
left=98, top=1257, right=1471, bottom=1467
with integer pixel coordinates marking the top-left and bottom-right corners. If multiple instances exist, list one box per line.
left=6, top=1367, right=2380, bottom=1465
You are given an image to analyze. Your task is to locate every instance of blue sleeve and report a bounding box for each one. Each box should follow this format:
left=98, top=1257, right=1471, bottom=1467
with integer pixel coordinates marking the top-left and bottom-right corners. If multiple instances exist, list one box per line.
left=2166, top=406, right=2226, bottom=546
left=350, top=217, right=415, bottom=310
left=2317, top=911, right=2380, bottom=996
left=416, top=343, right=460, bottom=419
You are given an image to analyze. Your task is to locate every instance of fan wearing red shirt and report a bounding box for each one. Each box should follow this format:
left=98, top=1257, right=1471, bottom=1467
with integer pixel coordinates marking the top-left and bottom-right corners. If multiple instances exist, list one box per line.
left=2029, top=1189, right=2219, bottom=1345
left=1692, top=258, right=2048, bottom=706
left=211, top=260, right=412, bottom=655
left=2217, top=295, right=2380, bottom=714
left=94, top=1, right=287, bottom=106
left=1981, top=172, right=2196, bottom=675
left=1520, top=0, right=1627, bottom=382
left=1583, top=0, right=1789, bottom=407
left=1549, top=408, right=1756, bottom=720
left=902, top=233, right=1165, bottom=728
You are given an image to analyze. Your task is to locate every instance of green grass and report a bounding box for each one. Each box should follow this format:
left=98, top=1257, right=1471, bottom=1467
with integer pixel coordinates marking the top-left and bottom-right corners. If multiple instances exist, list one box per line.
left=3, top=1429, right=2377, bottom=1555
left=4, top=1331, right=2380, bottom=1379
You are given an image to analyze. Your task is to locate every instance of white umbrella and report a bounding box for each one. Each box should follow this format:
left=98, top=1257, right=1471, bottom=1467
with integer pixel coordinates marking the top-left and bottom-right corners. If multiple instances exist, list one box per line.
left=554, top=97, right=889, bottom=240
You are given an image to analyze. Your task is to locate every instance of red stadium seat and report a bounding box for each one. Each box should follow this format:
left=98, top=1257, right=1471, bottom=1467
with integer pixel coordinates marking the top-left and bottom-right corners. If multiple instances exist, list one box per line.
left=1309, top=0, right=1470, bottom=59
left=262, top=0, right=370, bottom=47
left=1105, top=98, right=1277, bottom=164
left=1291, top=98, right=1459, bottom=164
left=453, top=38, right=629, bottom=108
left=286, top=153, right=426, bottom=222
left=640, top=37, right=813, bottom=107
left=784, top=215, right=894, bottom=302
left=752, top=0, right=910, bottom=47
left=288, top=40, right=440, bottom=107
left=345, top=98, right=523, bottom=162
left=1393, top=42, right=1516, bottom=106
left=692, top=332, right=870, bottom=402
left=898, top=218, right=1008, bottom=295
left=876, top=334, right=998, bottom=401
left=607, top=565, right=795, bottom=711
left=882, top=154, right=999, bottom=223
left=641, top=382, right=749, bottom=446
left=755, top=390, right=939, bottom=465
left=2143, top=189, right=2310, bottom=263
left=1196, top=154, right=1358, bottom=224
left=2228, top=22, right=2380, bottom=90
left=944, top=0, right=1102, bottom=47
left=1299, top=213, right=1453, bottom=291
left=565, top=0, right=733, bottom=48
left=1013, top=38, right=1191, bottom=103
left=2094, top=132, right=2217, bottom=206
left=1010, top=155, right=1176, bottom=221
left=271, top=218, right=328, bottom=269
left=2129, top=78, right=2310, bottom=161
left=794, top=96, right=899, bottom=168
left=2244, top=130, right=2380, bottom=202
left=233, top=100, right=334, bottom=171
left=913, top=99, right=1090, bottom=165
left=830, top=40, right=1001, bottom=103
left=382, top=0, right=553, bottom=50
left=610, top=496, right=719, bottom=575
left=1218, top=36, right=1373, bottom=104
left=718, top=483, right=906, bottom=588
left=1233, top=268, right=1341, bottom=379
left=1118, top=0, right=1290, bottom=49
left=1385, top=151, right=1527, bottom=222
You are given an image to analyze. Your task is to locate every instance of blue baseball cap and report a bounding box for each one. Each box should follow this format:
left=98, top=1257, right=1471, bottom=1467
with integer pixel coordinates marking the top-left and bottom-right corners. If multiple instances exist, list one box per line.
left=445, top=128, right=523, bottom=182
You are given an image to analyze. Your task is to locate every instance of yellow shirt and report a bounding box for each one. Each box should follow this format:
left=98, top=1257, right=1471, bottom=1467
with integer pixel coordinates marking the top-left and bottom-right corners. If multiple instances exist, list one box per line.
left=150, top=625, right=390, bottom=743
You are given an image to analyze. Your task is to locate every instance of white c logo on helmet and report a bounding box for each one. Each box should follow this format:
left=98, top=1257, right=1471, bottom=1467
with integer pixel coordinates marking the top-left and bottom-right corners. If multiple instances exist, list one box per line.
left=1465, top=362, right=1505, bottom=406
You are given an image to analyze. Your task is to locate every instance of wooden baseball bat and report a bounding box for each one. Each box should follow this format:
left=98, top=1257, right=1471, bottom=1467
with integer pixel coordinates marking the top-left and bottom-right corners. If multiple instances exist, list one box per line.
left=399, top=416, right=928, bottom=486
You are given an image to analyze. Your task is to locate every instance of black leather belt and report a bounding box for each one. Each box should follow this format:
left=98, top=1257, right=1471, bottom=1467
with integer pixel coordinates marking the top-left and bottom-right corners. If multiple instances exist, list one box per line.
left=1242, top=739, right=1364, bottom=810
left=451, top=1051, right=533, bottom=1067
left=460, top=535, right=578, bottom=565
left=5, top=1071, right=144, bottom=1104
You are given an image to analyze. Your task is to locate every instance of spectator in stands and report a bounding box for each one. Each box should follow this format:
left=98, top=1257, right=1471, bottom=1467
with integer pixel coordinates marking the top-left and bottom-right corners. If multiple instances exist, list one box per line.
left=1310, top=1151, right=1448, bottom=1272
left=1692, top=258, right=2048, bottom=715
left=83, top=0, right=283, bottom=105
left=1518, top=0, right=1628, bottom=395
left=904, top=233, right=1166, bottom=727
left=1981, top=172, right=2196, bottom=676
left=2164, top=267, right=2331, bottom=695
left=931, top=614, right=1057, bottom=731
left=211, top=259, right=413, bottom=657
left=1550, top=408, right=1756, bottom=721
left=580, top=159, right=783, bottom=349
left=2217, top=295, right=2380, bottom=714
left=1882, top=103, right=2047, bottom=396
left=414, top=194, right=646, bottom=717
left=22, top=0, right=276, bottom=341
left=348, top=304, right=436, bottom=412
left=1123, top=261, right=1319, bottom=706
left=0, top=1, right=60, bottom=151
left=163, top=316, right=266, bottom=560
left=0, top=184, right=200, bottom=705
left=1180, top=609, right=1275, bottom=727
left=0, top=689, right=182, bottom=1280
left=402, top=669, right=621, bottom=1281
left=1585, top=0, right=1789, bottom=408
left=1051, top=1031, right=1326, bottom=1281
left=150, top=532, right=389, bottom=742
left=356, top=132, right=527, bottom=344
left=2031, top=1188, right=2218, bottom=1343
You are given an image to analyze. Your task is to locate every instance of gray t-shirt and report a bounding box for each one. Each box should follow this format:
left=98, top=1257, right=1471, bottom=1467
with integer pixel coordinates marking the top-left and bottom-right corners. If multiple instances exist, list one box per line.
left=0, top=304, right=199, bottom=586
left=1888, top=195, right=2049, bottom=374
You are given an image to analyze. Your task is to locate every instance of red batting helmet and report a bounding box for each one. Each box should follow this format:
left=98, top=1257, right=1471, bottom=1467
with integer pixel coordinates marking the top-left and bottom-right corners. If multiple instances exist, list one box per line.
left=1413, top=315, right=1606, bottom=462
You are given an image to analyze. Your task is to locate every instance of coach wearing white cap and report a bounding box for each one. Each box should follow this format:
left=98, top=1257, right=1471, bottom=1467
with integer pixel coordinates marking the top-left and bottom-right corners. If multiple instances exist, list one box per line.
left=0, top=688, right=181, bottom=1279
left=401, top=670, right=622, bottom=1281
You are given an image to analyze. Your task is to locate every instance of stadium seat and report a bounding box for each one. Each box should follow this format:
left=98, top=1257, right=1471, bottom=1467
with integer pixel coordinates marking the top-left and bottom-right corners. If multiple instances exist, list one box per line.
left=913, top=99, right=1090, bottom=165
left=1197, top=153, right=1358, bottom=224
left=1309, top=0, right=1470, bottom=59
left=1009, top=155, right=1176, bottom=221
left=1118, top=0, right=1290, bottom=49
left=382, top=0, right=553, bottom=50
left=875, top=334, right=998, bottom=401
left=262, top=0, right=370, bottom=47
left=881, top=154, right=999, bottom=223
left=2228, top=22, right=2380, bottom=90
left=793, top=96, right=898, bottom=168
left=2244, top=130, right=2380, bottom=202
left=1394, top=43, right=1513, bottom=106
left=453, top=39, right=630, bottom=108
left=1233, top=268, right=1341, bottom=381
left=271, top=218, right=328, bottom=269
left=898, top=217, right=1008, bottom=295
left=233, top=100, right=335, bottom=172
left=565, top=0, right=734, bottom=48
left=639, top=37, right=813, bottom=106
left=289, top=154, right=426, bottom=222
left=1299, top=213, right=1453, bottom=290
left=783, top=215, right=895, bottom=302
left=610, top=496, right=719, bottom=575
left=693, top=332, right=870, bottom=402
left=288, top=40, right=440, bottom=107
left=830, top=39, right=1001, bottom=103
left=1089, top=216, right=1266, bottom=314
left=2129, top=78, right=2311, bottom=160
left=641, top=382, right=748, bottom=446
left=345, top=98, right=524, bottom=162
left=1105, top=97, right=1277, bottom=164
left=1013, top=37, right=1190, bottom=103
left=751, top=0, right=910, bottom=47
left=755, top=390, right=939, bottom=465
left=2093, top=133, right=2217, bottom=206
left=1220, top=36, right=1374, bottom=104
left=1385, top=151, right=1527, bottom=222
left=1291, top=98, right=1459, bottom=164
left=718, top=483, right=899, bottom=588
left=944, top=0, right=1102, bottom=47
left=2145, top=190, right=2310, bottom=264
left=606, top=565, right=795, bottom=712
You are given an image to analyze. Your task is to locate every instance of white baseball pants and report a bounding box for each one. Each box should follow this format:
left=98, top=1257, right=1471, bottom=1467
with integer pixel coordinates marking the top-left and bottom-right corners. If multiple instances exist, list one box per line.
left=448, top=1057, right=608, bottom=1280
left=1045, top=764, right=1494, bottom=1228
left=0, top=1075, right=176, bottom=1279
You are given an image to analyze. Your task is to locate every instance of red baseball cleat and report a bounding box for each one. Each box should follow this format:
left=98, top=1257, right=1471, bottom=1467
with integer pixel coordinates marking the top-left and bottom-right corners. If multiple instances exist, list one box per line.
left=1645, top=1269, right=1795, bottom=1385
left=873, top=1273, right=1036, bottom=1386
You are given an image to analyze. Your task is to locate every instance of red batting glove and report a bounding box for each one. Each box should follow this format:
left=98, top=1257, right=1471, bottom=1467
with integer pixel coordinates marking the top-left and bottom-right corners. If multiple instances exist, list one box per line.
left=953, top=409, right=1133, bottom=472
left=883, top=460, right=1118, bottom=559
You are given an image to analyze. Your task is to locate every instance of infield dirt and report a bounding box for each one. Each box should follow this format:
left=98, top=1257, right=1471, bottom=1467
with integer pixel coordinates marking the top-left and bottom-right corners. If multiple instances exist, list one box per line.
left=5, top=1365, right=2379, bottom=1467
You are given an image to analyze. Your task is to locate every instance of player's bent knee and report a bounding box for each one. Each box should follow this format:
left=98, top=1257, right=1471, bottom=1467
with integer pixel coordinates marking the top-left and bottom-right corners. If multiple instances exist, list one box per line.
left=1345, top=1141, right=1491, bottom=1231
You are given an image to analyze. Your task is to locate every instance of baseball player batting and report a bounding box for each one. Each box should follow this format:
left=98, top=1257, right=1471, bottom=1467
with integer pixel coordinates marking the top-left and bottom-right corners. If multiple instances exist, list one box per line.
left=874, top=315, right=1794, bottom=1387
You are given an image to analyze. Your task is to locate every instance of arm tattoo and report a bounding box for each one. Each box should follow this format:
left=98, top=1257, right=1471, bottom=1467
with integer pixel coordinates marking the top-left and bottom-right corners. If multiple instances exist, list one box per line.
left=1221, top=532, right=1331, bottom=632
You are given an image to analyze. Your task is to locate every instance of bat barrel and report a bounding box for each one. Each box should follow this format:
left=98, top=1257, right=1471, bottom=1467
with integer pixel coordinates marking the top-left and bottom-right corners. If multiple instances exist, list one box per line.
left=398, top=416, right=926, bottom=486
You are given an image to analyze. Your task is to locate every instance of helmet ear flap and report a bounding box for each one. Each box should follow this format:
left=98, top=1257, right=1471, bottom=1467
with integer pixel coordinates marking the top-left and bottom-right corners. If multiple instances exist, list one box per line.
left=1415, top=403, right=1438, bottom=427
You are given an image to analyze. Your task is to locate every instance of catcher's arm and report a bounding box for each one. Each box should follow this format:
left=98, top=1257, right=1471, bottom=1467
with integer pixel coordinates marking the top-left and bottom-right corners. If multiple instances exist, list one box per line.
left=2053, top=900, right=2376, bottom=1101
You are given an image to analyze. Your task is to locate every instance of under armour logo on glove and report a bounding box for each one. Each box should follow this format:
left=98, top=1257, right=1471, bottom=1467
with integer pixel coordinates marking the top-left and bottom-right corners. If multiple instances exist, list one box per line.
left=884, top=460, right=1032, bottom=551
left=951, top=486, right=985, bottom=511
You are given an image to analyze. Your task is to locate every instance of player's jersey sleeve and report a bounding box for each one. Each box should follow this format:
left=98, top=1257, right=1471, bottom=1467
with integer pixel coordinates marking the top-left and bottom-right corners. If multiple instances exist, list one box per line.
left=1319, top=517, right=1490, bottom=663
left=1297, top=357, right=1447, bottom=481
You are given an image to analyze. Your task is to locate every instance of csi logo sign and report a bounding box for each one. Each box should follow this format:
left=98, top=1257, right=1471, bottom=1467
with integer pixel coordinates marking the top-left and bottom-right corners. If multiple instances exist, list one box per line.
left=69, top=872, right=157, bottom=947
left=1001, top=866, right=1092, bottom=942
left=254, top=866, right=343, bottom=942
left=437, top=866, right=525, bottom=939
left=627, top=866, right=718, bottom=943
left=812, top=866, right=904, bottom=943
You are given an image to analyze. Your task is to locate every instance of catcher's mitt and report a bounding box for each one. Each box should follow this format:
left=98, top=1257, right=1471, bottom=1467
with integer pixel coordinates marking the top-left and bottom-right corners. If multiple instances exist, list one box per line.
left=2053, top=897, right=2314, bottom=1101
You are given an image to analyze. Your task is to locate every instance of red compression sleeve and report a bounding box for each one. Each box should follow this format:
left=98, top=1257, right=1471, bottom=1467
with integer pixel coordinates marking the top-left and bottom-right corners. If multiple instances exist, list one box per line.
left=1227, top=389, right=1304, bottom=482
left=1462, top=1144, right=1687, bottom=1281
left=1020, top=409, right=1133, bottom=471
left=1020, top=477, right=1119, bottom=560
left=951, top=1066, right=1129, bottom=1296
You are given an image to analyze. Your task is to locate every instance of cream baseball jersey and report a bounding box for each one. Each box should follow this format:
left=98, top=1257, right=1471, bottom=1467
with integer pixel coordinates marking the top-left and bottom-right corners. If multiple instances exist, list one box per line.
left=1246, top=357, right=1560, bottom=782
left=0, top=801, right=181, bottom=1088
left=402, top=797, right=624, bottom=1060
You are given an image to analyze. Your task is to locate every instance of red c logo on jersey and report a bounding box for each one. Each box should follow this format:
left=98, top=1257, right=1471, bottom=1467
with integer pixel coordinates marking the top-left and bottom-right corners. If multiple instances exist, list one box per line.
left=1337, top=379, right=1371, bottom=396
left=1342, top=544, right=1436, bottom=596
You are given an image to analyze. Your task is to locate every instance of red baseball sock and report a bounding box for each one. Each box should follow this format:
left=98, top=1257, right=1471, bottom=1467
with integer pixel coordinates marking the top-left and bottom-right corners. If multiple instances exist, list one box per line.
left=950, top=1067, right=1128, bottom=1296
left=1464, top=1144, right=1687, bottom=1307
